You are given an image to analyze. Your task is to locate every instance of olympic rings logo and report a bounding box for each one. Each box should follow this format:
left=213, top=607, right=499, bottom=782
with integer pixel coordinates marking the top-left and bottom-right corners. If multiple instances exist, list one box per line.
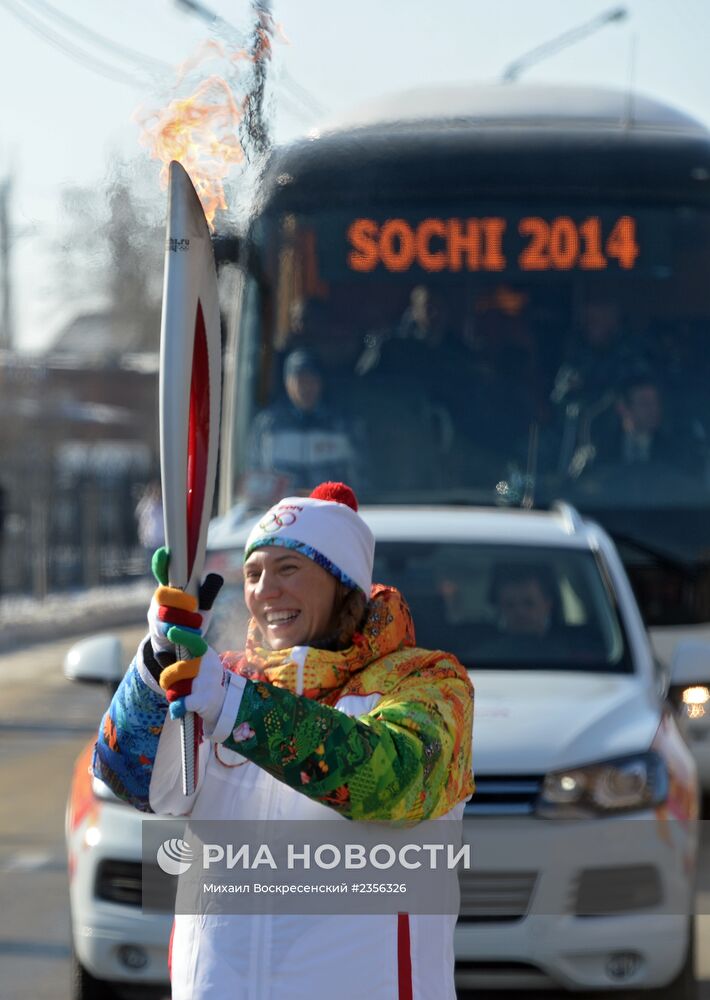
left=259, top=509, right=298, bottom=532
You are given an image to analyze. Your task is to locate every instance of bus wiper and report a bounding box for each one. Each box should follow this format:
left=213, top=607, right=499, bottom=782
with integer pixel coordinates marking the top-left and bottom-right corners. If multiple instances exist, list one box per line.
left=607, top=531, right=697, bottom=578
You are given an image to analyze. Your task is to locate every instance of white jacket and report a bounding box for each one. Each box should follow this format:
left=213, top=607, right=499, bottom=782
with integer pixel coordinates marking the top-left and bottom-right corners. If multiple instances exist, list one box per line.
left=94, top=587, right=473, bottom=1000
left=152, top=703, right=463, bottom=1000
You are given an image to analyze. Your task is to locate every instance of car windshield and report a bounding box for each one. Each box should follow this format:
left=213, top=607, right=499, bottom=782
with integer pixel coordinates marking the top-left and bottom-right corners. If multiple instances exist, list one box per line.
left=374, top=542, right=630, bottom=673
left=208, top=541, right=631, bottom=674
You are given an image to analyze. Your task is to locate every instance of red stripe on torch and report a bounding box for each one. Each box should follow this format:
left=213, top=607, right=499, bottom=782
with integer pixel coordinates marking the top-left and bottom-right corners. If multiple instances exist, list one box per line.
left=186, top=301, right=210, bottom=580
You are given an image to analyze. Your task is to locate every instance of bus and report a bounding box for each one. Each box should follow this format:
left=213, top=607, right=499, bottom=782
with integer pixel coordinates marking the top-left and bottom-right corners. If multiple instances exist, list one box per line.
left=219, top=82, right=710, bottom=674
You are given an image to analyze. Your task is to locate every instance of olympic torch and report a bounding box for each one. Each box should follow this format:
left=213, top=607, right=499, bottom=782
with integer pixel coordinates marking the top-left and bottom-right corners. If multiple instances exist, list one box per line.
left=159, top=161, right=221, bottom=796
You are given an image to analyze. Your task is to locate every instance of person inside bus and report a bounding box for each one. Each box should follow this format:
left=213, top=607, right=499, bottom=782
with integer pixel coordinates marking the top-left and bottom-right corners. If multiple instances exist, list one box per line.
left=550, top=296, right=642, bottom=478
left=458, top=287, right=545, bottom=473
left=354, top=286, right=468, bottom=488
left=356, top=285, right=453, bottom=378
left=550, top=297, right=633, bottom=413
left=572, top=370, right=706, bottom=481
left=247, top=348, right=363, bottom=494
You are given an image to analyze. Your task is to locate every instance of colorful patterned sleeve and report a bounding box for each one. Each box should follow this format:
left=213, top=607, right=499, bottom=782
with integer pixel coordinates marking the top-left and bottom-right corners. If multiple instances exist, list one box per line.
left=222, top=654, right=474, bottom=823
left=92, top=652, right=168, bottom=812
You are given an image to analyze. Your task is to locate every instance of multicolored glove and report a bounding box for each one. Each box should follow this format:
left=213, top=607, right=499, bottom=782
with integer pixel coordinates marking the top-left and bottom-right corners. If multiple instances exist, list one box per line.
left=147, top=546, right=225, bottom=726
left=162, top=644, right=232, bottom=734
left=147, top=546, right=220, bottom=654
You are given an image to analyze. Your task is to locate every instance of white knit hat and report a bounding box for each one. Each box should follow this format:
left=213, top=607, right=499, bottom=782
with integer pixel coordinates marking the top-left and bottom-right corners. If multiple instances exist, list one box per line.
left=244, top=482, right=375, bottom=595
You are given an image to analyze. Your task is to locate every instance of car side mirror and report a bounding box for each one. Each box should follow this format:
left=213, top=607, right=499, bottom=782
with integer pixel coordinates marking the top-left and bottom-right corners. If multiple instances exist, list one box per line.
left=63, top=634, right=125, bottom=691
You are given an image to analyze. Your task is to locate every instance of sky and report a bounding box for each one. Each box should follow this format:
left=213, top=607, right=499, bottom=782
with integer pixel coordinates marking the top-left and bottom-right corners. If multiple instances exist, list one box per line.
left=2, top=0, right=710, bottom=352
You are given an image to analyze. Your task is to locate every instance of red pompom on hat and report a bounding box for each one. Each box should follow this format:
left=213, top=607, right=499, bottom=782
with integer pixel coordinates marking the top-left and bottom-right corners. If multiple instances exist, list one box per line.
left=309, top=481, right=358, bottom=511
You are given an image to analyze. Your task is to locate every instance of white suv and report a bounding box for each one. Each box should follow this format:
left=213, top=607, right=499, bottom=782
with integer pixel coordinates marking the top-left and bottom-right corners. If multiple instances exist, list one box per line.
left=66, top=502, right=706, bottom=997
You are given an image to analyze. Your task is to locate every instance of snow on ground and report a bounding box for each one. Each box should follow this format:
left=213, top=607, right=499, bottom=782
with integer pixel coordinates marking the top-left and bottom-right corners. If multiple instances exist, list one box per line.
left=0, top=580, right=153, bottom=652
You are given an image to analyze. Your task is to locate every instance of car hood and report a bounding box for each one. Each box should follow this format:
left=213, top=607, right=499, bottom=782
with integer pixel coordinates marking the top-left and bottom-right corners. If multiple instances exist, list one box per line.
left=470, top=670, right=660, bottom=775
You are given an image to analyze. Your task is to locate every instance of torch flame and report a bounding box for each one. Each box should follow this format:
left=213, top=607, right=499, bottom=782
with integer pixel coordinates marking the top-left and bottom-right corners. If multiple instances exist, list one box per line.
left=136, top=9, right=283, bottom=228
left=136, top=75, right=244, bottom=229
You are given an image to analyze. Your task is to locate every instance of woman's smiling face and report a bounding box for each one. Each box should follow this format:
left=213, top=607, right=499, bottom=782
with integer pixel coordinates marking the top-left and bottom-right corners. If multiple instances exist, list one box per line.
left=243, top=547, right=338, bottom=650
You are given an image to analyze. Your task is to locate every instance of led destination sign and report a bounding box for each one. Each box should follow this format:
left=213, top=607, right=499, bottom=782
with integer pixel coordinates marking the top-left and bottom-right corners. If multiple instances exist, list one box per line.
left=346, top=215, right=640, bottom=274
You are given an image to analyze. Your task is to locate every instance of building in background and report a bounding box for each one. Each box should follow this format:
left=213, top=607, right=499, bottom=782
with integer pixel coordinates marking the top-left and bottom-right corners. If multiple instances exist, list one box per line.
left=0, top=310, right=160, bottom=596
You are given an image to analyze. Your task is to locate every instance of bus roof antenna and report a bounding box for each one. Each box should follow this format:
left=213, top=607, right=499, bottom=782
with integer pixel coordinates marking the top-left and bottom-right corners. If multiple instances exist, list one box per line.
left=623, top=32, right=639, bottom=130
left=501, top=6, right=628, bottom=84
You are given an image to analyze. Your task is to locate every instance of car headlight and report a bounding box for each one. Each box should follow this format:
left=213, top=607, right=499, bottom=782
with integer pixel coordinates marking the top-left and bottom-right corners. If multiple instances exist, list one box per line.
left=537, top=751, right=668, bottom=818
left=682, top=685, right=710, bottom=719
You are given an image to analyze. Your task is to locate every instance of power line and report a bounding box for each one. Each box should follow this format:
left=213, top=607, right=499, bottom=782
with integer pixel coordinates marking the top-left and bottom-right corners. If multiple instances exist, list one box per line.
left=280, top=67, right=329, bottom=118
left=278, top=89, right=319, bottom=123
left=0, top=0, right=148, bottom=87
left=18, top=0, right=171, bottom=74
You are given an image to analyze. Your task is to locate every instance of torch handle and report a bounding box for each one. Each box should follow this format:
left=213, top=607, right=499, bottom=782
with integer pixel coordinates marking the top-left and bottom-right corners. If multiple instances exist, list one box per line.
left=180, top=717, right=197, bottom=797
left=173, top=638, right=194, bottom=796
left=156, top=637, right=198, bottom=797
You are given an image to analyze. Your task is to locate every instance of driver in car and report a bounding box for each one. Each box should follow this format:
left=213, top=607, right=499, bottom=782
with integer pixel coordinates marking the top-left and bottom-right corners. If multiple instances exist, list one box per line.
left=477, top=563, right=579, bottom=662
left=490, top=564, right=558, bottom=638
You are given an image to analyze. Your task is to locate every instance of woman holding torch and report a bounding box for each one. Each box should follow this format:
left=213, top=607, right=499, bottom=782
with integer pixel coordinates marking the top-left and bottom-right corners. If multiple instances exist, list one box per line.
left=94, top=481, right=474, bottom=1000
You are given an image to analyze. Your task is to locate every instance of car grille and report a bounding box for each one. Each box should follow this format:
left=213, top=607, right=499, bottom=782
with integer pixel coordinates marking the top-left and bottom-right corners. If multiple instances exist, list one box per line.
left=465, top=775, right=543, bottom=816
left=455, top=960, right=555, bottom=989
left=458, top=870, right=538, bottom=921
left=460, top=776, right=542, bottom=921
left=95, top=859, right=143, bottom=907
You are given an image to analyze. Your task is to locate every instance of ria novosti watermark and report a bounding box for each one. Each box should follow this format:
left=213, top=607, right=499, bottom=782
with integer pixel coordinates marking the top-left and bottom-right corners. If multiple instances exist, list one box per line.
left=143, top=820, right=468, bottom=915
left=158, top=838, right=469, bottom=874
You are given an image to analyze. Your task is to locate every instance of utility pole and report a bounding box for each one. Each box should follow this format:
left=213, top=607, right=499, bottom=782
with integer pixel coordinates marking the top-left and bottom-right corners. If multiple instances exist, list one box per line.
left=241, top=0, right=273, bottom=157
left=0, top=176, right=14, bottom=352
left=174, top=0, right=325, bottom=133
left=175, top=0, right=275, bottom=156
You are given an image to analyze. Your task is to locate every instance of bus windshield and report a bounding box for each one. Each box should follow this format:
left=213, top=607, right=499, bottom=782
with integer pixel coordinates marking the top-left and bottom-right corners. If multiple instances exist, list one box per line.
left=227, top=191, right=710, bottom=622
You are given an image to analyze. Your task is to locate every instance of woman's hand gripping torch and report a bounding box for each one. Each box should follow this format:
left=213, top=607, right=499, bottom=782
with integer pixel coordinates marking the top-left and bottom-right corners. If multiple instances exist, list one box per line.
left=158, top=161, right=222, bottom=796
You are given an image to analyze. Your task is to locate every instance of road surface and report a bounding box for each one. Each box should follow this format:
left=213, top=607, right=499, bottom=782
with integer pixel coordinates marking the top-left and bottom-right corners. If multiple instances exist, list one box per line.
left=0, top=626, right=146, bottom=1000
